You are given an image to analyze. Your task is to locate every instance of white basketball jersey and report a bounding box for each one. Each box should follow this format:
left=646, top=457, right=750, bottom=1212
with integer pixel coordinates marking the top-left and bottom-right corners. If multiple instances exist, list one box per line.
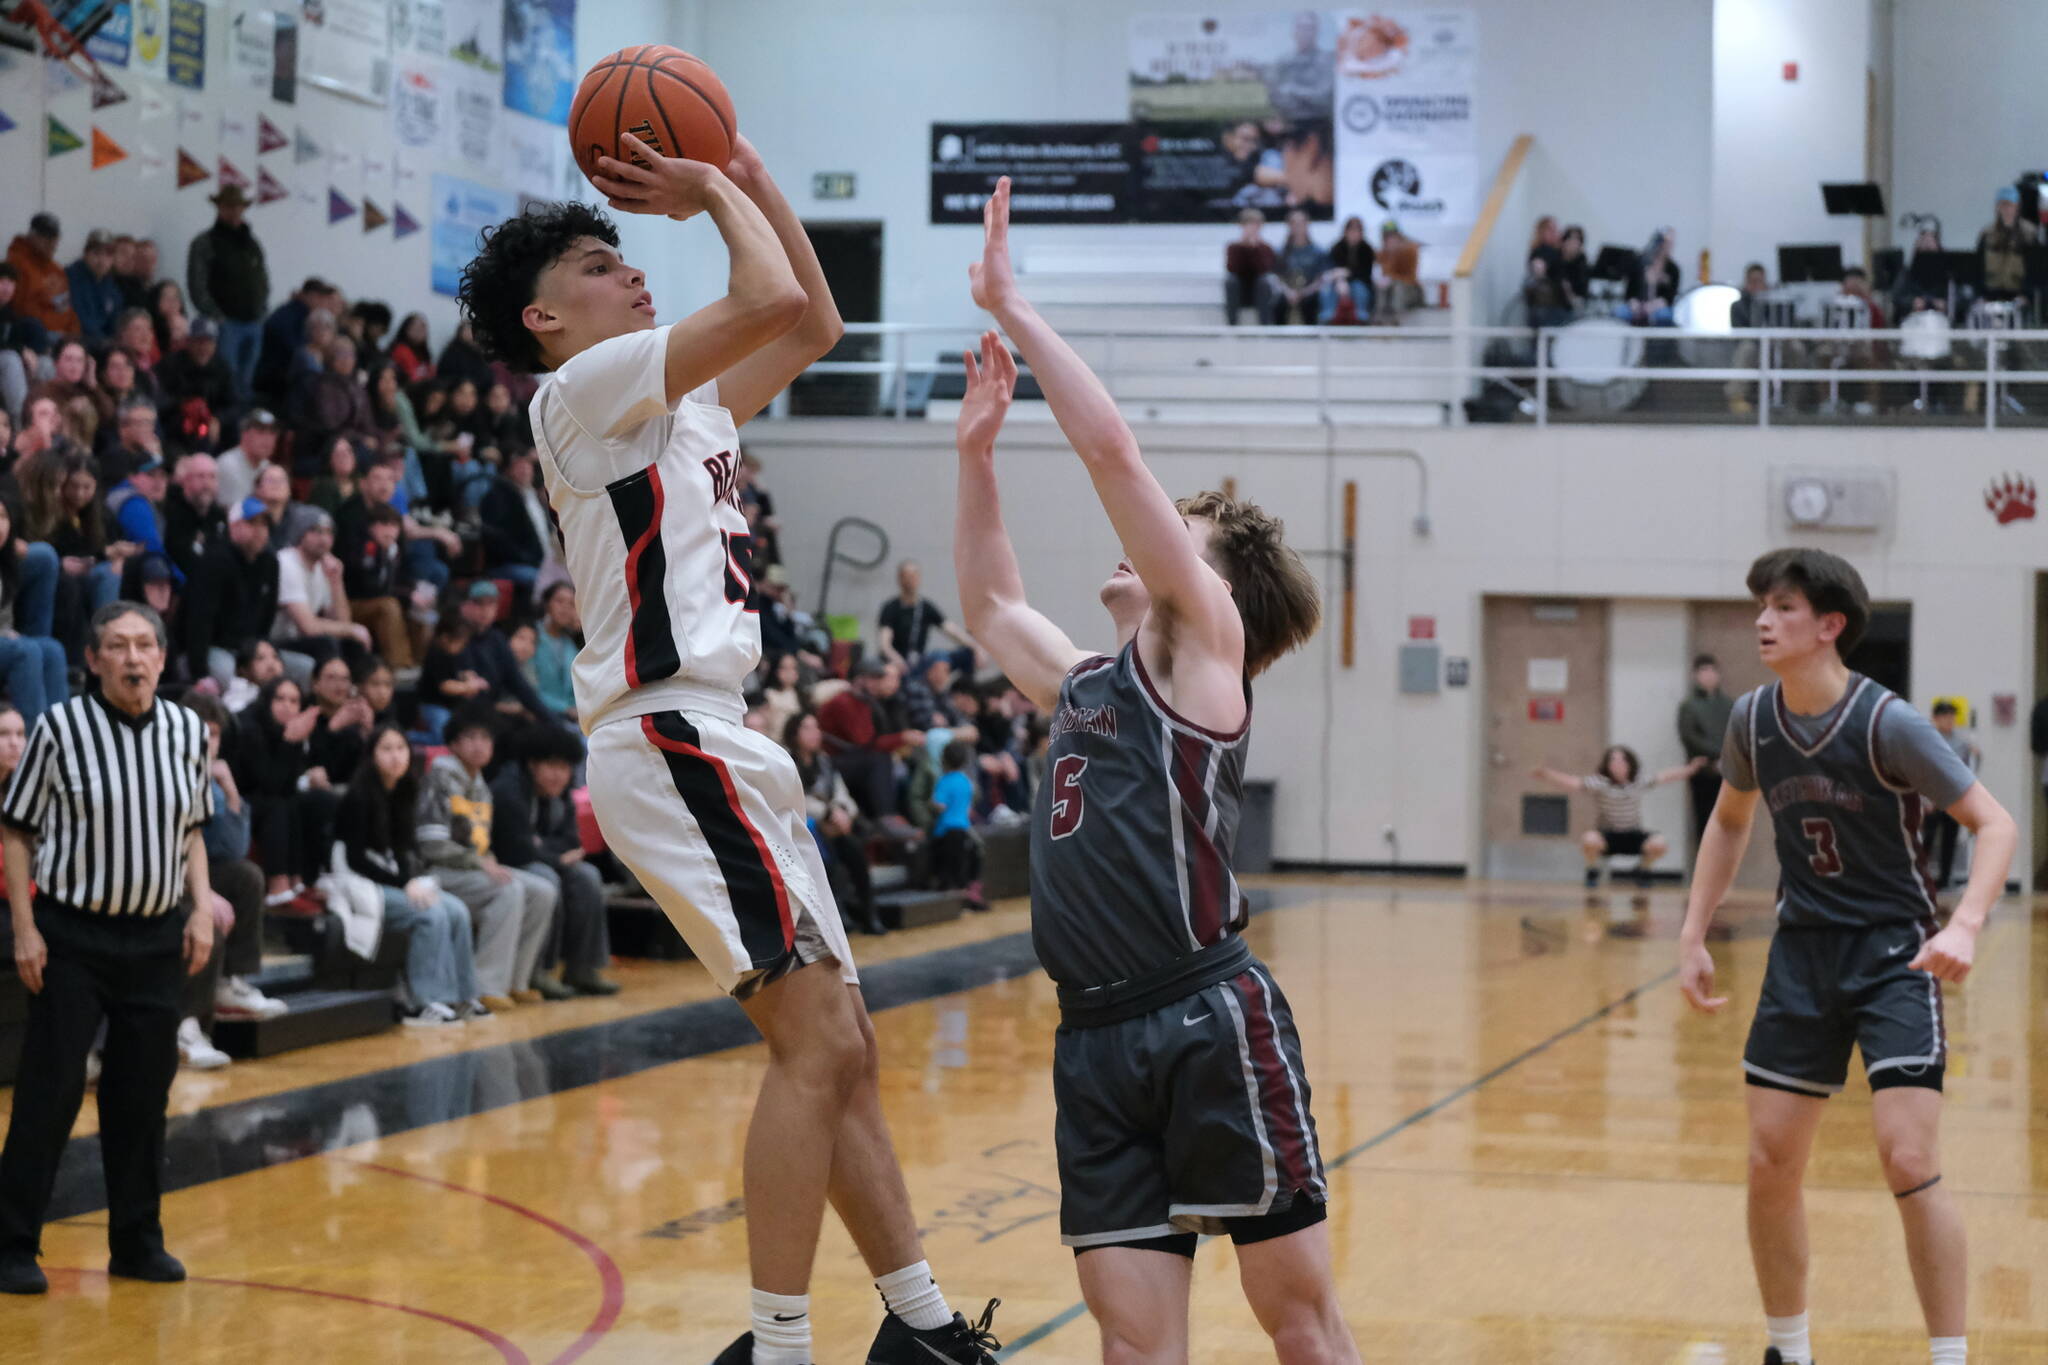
left=529, top=325, right=760, bottom=734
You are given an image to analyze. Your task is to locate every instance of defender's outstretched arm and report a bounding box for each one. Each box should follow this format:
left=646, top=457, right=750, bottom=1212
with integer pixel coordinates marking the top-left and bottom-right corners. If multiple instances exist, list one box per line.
left=968, top=179, right=1241, bottom=658
left=953, top=330, right=1088, bottom=714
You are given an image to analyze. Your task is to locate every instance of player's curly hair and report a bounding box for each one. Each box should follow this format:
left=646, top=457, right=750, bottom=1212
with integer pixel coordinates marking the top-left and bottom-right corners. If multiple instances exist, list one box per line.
left=1175, top=491, right=1322, bottom=677
left=456, top=201, right=619, bottom=374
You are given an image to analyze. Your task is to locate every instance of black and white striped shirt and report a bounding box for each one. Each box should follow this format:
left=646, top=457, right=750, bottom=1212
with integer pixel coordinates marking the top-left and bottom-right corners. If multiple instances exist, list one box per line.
left=0, top=692, right=212, bottom=917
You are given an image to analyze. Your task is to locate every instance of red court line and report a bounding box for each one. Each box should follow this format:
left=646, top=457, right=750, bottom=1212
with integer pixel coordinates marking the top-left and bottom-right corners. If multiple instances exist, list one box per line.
left=348, top=1158, right=626, bottom=1365
left=49, top=1267, right=529, bottom=1363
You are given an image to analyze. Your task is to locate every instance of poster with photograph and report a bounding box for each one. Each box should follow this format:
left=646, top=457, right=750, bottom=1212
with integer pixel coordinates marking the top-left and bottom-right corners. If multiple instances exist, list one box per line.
left=300, top=0, right=391, bottom=106
left=446, top=0, right=503, bottom=171
left=930, top=123, right=1134, bottom=225
left=1128, top=11, right=1334, bottom=222
left=1332, top=9, right=1477, bottom=237
left=502, top=0, right=575, bottom=125
left=432, top=171, right=515, bottom=295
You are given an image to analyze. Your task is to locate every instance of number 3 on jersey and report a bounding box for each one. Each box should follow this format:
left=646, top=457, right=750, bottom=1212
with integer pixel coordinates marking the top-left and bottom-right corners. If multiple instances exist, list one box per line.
left=1049, top=755, right=1088, bottom=840
left=1800, top=817, right=1843, bottom=876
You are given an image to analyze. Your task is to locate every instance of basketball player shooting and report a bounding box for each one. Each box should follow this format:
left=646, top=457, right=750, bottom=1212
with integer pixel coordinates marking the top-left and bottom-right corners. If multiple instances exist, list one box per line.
left=1677, top=548, right=2015, bottom=1365
left=456, top=137, right=999, bottom=1365
left=952, top=176, right=1359, bottom=1363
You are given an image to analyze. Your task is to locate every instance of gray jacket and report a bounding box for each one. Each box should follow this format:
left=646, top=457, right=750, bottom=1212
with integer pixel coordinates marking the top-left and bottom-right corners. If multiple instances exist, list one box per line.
left=417, top=754, right=492, bottom=870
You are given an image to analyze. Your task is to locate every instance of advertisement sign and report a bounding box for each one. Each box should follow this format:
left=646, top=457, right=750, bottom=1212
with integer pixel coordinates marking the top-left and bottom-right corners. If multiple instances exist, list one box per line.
left=930, top=123, right=1134, bottom=225
left=1333, top=9, right=1477, bottom=235
left=86, top=2, right=131, bottom=67
left=301, top=0, right=391, bottom=105
left=166, top=0, right=203, bottom=90
left=432, top=171, right=514, bottom=296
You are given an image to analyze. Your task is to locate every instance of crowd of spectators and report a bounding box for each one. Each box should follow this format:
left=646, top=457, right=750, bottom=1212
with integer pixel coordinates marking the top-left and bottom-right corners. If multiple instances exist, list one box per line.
left=1223, top=208, right=1422, bottom=325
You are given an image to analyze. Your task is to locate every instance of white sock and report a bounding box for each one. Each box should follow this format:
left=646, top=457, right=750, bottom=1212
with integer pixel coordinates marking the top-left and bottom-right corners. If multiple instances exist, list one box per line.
left=1930, top=1337, right=1967, bottom=1364
left=1767, top=1313, right=1813, bottom=1364
left=750, top=1288, right=811, bottom=1364
left=875, top=1259, right=953, bottom=1331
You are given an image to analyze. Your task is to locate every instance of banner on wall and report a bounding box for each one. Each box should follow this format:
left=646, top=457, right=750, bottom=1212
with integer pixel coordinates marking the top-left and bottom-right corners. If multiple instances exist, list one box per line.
left=47, top=116, right=82, bottom=157
left=393, top=0, right=446, bottom=59
left=177, top=147, right=208, bottom=187
left=431, top=172, right=514, bottom=295
left=258, top=115, right=288, bottom=154
left=219, top=158, right=249, bottom=190
left=228, top=6, right=294, bottom=97
left=87, top=3, right=133, bottom=67
left=392, top=63, right=444, bottom=148
left=929, top=124, right=1135, bottom=225
left=447, top=4, right=504, bottom=170
left=502, top=0, right=576, bottom=126
left=135, top=140, right=167, bottom=176
left=363, top=198, right=388, bottom=232
left=167, top=0, right=204, bottom=89
left=393, top=202, right=420, bottom=239
left=294, top=125, right=322, bottom=164
left=257, top=166, right=289, bottom=203
left=1128, top=12, right=1335, bottom=222
left=1332, top=9, right=1477, bottom=236
left=301, top=0, right=391, bottom=106
left=329, top=188, right=357, bottom=223
left=91, top=127, right=127, bottom=169
left=132, top=0, right=168, bottom=82
left=91, top=73, right=128, bottom=109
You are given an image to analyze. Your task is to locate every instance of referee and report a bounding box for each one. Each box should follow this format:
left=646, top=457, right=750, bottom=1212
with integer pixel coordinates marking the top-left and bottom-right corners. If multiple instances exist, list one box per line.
left=0, top=603, right=215, bottom=1296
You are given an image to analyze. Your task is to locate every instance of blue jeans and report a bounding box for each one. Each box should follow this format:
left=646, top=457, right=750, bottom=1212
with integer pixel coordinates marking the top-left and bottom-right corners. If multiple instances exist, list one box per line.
left=218, top=319, right=264, bottom=403
left=404, top=537, right=449, bottom=590
left=379, top=884, right=478, bottom=1007
left=0, top=633, right=68, bottom=723
left=1318, top=278, right=1373, bottom=323
left=16, top=542, right=57, bottom=638
left=491, top=563, right=539, bottom=592
left=400, top=449, right=430, bottom=508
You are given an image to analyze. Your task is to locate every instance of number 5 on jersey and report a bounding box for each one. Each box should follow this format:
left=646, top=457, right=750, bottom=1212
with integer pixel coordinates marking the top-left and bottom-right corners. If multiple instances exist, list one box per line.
left=1049, top=755, right=1089, bottom=840
left=1800, top=816, right=1843, bottom=876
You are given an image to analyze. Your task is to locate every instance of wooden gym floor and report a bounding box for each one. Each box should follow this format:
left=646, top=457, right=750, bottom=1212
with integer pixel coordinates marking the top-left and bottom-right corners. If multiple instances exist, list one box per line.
left=2, top=876, right=2045, bottom=1363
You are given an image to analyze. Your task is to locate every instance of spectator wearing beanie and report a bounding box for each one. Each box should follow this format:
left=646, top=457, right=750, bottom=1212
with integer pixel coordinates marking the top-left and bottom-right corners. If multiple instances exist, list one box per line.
left=157, top=316, right=237, bottom=453
left=65, top=230, right=123, bottom=346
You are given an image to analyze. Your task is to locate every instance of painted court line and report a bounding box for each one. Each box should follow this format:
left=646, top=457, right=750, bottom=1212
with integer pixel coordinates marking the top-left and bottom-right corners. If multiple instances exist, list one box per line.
left=995, top=967, right=1679, bottom=1358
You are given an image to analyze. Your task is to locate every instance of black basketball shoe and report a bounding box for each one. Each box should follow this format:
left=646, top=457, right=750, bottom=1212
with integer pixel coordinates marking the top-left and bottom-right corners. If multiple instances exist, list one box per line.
left=1764, top=1350, right=1815, bottom=1364
left=711, top=1333, right=758, bottom=1364
left=867, top=1298, right=1002, bottom=1364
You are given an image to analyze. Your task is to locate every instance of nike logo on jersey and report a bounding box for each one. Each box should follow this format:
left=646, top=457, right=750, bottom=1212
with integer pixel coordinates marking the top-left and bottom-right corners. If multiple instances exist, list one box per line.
left=1893, top=940, right=1912, bottom=957
left=1183, top=1009, right=1213, bottom=1026
left=1757, top=736, right=1774, bottom=747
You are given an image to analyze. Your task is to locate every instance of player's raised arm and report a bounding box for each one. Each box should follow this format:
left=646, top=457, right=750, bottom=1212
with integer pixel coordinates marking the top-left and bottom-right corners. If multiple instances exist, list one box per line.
left=953, top=329, right=1089, bottom=713
left=589, top=133, right=808, bottom=405
left=969, top=178, right=1241, bottom=656
left=701, top=136, right=846, bottom=425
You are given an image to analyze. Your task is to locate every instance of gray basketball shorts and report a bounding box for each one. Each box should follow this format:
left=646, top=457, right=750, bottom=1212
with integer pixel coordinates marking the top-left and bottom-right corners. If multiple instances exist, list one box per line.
left=1053, top=964, right=1330, bottom=1251
left=1743, top=922, right=1947, bottom=1097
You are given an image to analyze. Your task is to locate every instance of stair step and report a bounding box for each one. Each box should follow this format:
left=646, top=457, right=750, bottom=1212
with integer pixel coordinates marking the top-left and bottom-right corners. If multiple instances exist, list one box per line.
left=249, top=955, right=316, bottom=995
left=211, top=988, right=398, bottom=1060
left=605, top=893, right=693, bottom=960
left=981, top=822, right=1031, bottom=901
left=876, top=889, right=966, bottom=931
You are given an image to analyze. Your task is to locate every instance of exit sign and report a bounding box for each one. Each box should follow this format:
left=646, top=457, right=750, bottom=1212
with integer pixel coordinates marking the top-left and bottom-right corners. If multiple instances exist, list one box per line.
left=812, top=172, right=857, bottom=200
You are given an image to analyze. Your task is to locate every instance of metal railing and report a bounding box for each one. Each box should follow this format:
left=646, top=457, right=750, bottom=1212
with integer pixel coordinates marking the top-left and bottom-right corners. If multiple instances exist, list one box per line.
left=774, top=321, right=2048, bottom=429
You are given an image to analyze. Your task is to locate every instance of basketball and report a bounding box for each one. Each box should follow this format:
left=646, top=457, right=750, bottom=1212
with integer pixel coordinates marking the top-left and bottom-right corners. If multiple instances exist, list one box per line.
left=568, top=44, right=736, bottom=186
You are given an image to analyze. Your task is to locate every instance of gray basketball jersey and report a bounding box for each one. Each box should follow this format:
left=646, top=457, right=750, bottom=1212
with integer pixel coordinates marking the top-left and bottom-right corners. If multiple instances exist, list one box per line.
left=1030, top=643, right=1251, bottom=991
left=1742, top=676, right=1941, bottom=929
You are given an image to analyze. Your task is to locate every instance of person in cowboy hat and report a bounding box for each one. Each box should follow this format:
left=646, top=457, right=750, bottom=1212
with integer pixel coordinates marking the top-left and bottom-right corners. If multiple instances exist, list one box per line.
left=187, top=183, right=270, bottom=403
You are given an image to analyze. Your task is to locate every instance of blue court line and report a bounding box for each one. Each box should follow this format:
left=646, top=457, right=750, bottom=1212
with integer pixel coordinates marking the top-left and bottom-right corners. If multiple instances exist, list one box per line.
left=994, top=966, right=1680, bottom=1358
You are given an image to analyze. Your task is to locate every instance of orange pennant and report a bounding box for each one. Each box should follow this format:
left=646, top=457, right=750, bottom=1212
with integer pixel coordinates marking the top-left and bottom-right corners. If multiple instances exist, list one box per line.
left=90, top=125, right=127, bottom=170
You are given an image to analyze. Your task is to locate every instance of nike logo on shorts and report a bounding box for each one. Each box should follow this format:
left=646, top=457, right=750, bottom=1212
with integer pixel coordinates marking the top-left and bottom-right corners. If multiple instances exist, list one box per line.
left=1183, top=1009, right=1212, bottom=1026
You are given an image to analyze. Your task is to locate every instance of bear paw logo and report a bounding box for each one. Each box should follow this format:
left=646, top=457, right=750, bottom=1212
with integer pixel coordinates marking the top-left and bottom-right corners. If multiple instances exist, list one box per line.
left=1986, top=473, right=2038, bottom=525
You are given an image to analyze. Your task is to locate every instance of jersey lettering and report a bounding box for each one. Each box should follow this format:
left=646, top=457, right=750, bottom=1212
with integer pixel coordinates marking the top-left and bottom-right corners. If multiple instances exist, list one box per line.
left=1800, top=816, right=1843, bottom=877
left=702, top=450, right=742, bottom=510
left=1048, top=754, right=1088, bottom=840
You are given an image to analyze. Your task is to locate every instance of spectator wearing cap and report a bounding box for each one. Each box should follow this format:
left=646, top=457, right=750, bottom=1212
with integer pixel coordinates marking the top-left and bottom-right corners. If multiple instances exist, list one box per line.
left=1979, top=185, right=2039, bottom=302
left=215, top=408, right=278, bottom=509
left=255, top=277, right=340, bottom=406
left=65, top=231, right=123, bottom=346
left=424, top=582, right=551, bottom=728
left=340, top=501, right=424, bottom=669
left=157, top=316, right=236, bottom=453
left=478, top=447, right=549, bottom=594
left=182, top=496, right=279, bottom=689
left=186, top=186, right=269, bottom=402
left=0, top=263, right=51, bottom=425
left=104, top=448, right=176, bottom=585
left=161, top=452, right=225, bottom=585
left=98, top=393, right=163, bottom=489
left=127, top=552, right=178, bottom=626
left=272, top=508, right=371, bottom=678
left=6, top=212, right=79, bottom=337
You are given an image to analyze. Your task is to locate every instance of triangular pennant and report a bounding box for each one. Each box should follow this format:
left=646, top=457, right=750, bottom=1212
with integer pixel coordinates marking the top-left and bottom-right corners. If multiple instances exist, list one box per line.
left=178, top=103, right=204, bottom=131
left=46, top=116, right=83, bottom=157
left=257, top=166, right=288, bottom=205
left=362, top=198, right=388, bottom=232
left=393, top=202, right=421, bottom=240
left=220, top=114, right=248, bottom=144
left=294, top=126, right=321, bottom=165
left=177, top=147, right=209, bottom=188
left=90, top=126, right=127, bottom=170
left=328, top=188, right=356, bottom=224
left=138, top=87, right=169, bottom=124
left=217, top=158, right=249, bottom=191
left=257, top=115, right=287, bottom=155
left=0, top=108, right=15, bottom=136
left=90, top=72, right=127, bottom=110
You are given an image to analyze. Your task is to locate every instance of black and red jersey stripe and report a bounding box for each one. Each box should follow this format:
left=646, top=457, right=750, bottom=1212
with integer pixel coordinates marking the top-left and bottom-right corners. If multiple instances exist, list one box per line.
left=1229, top=969, right=1318, bottom=1194
left=1170, top=732, right=1231, bottom=945
left=607, top=465, right=681, bottom=689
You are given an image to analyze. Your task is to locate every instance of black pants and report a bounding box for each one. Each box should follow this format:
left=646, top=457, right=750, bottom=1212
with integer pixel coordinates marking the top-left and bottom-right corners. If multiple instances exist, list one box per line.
left=834, top=749, right=896, bottom=820
left=1924, top=812, right=1962, bottom=888
left=933, top=828, right=981, bottom=889
left=1688, top=767, right=1721, bottom=852
left=0, top=899, right=187, bottom=1262
left=179, top=859, right=265, bottom=1023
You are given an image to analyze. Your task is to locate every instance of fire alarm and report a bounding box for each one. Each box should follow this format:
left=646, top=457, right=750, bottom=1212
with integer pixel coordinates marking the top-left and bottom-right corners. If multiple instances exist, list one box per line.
left=1783, top=61, right=1798, bottom=81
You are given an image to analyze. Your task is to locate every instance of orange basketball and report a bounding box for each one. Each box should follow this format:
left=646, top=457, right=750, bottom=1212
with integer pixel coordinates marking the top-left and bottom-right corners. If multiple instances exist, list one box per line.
left=568, top=45, right=736, bottom=186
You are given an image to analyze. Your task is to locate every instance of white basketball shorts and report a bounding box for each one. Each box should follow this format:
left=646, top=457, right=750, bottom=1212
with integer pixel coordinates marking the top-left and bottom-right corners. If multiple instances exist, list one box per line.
left=586, top=708, right=858, bottom=998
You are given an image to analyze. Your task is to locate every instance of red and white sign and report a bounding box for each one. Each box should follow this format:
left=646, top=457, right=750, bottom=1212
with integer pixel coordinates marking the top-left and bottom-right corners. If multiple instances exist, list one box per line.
left=1528, top=699, right=1565, bottom=723
left=1407, top=615, right=1436, bottom=641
